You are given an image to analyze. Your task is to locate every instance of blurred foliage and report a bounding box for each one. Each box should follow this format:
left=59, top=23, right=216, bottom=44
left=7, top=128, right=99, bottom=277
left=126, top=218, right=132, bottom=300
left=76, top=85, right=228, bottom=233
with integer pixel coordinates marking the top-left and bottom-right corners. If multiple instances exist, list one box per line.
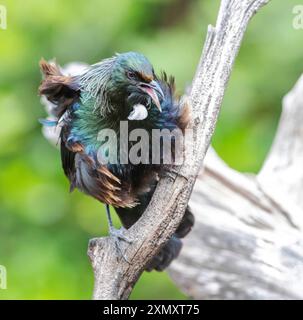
left=0, top=0, right=302, bottom=299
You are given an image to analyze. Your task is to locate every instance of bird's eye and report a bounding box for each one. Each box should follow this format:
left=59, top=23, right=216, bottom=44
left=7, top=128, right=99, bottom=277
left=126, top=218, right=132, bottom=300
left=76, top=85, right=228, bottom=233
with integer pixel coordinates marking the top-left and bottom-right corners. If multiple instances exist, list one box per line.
left=127, top=71, right=136, bottom=80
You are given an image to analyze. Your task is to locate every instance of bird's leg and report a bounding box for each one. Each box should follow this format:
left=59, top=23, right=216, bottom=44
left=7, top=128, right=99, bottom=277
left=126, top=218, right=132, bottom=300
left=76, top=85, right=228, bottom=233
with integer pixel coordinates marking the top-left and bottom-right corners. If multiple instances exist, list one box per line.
left=105, top=204, right=132, bottom=263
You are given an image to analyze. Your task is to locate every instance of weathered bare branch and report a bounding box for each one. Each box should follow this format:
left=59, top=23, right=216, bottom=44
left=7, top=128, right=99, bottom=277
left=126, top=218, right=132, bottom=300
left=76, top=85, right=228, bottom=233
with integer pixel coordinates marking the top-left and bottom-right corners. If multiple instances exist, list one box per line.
left=169, top=75, right=303, bottom=300
left=88, top=0, right=269, bottom=300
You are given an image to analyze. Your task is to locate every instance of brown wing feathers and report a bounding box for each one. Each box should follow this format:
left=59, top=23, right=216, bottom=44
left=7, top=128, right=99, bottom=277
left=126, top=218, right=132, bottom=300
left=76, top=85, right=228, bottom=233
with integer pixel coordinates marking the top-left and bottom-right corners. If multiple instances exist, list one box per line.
left=39, top=59, right=79, bottom=117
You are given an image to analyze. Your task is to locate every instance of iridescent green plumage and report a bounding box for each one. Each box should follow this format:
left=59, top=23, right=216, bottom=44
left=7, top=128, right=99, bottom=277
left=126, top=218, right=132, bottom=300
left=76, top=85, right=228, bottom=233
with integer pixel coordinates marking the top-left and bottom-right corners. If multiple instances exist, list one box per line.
left=39, top=52, right=194, bottom=271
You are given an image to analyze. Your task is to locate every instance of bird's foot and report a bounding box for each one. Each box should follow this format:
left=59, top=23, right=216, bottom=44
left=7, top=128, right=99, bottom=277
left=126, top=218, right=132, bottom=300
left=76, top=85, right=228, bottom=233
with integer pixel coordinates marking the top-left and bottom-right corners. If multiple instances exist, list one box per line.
left=109, top=226, right=132, bottom=263
left=161, top=168, right=189, bottom=181
left=160, top=168, right=179, bottom=181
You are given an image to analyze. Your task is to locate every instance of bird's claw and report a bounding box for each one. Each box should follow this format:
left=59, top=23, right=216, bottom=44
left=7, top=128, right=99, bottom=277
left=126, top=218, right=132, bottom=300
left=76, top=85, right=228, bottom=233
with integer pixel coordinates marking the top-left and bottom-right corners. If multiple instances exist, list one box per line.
left=109, top=227, right=132, bottom=263
left=160, top=169, right=178, bottom=180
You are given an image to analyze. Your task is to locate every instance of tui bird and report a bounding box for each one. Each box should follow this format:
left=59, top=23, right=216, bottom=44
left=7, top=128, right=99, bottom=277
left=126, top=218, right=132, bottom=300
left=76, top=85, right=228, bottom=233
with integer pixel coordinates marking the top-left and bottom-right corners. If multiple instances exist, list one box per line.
left=39, top=52, right=194, bottom=271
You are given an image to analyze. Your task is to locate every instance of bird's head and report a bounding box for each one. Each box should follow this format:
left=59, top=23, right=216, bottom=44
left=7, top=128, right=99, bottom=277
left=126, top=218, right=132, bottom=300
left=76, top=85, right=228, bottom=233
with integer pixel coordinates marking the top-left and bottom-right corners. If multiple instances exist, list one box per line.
left=39, top=52, right=165, bottom=121
left=107, top=52, right=164, bottom=113
left=77, top=52, right=164, bottom=118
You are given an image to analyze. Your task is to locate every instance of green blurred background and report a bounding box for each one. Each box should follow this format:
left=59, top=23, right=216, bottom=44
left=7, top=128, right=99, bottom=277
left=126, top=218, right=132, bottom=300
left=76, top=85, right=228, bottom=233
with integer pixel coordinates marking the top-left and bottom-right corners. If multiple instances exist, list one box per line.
left=0, top=0, right=302, bottom=299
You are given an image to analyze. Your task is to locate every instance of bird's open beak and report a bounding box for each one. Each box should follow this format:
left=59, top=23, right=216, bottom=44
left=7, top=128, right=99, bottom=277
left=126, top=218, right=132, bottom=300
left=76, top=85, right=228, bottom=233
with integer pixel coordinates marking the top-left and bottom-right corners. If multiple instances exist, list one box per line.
left=138, top=80, right=164, bottom=112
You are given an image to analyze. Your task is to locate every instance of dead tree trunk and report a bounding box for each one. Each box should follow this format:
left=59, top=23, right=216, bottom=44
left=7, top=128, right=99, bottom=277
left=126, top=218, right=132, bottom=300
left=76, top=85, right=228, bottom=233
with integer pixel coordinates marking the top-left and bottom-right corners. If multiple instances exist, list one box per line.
left=169, top=75, right=303, bottom=300
left=87, top=0, right=269, bottom=300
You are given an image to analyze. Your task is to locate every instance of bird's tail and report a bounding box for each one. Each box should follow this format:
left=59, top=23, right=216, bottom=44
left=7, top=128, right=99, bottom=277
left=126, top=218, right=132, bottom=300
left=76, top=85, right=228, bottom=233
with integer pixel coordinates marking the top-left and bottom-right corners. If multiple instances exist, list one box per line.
left=115, top=189, right=195, bottom=272
left=145, top=207, right=194, bottom=272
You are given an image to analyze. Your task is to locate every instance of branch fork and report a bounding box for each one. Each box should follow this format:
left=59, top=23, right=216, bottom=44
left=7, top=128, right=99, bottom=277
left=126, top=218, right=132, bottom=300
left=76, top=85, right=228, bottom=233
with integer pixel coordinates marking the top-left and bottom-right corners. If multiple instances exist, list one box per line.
left=88, top=0, right=270, bottom=300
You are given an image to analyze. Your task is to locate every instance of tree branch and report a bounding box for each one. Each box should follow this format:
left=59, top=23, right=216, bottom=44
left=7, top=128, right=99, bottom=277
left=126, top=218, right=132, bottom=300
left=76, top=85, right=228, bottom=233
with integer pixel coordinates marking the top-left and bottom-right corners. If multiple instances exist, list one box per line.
left=168, top=74, right=303, bottom=300
left=88, top=0, right=269, bottom=300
